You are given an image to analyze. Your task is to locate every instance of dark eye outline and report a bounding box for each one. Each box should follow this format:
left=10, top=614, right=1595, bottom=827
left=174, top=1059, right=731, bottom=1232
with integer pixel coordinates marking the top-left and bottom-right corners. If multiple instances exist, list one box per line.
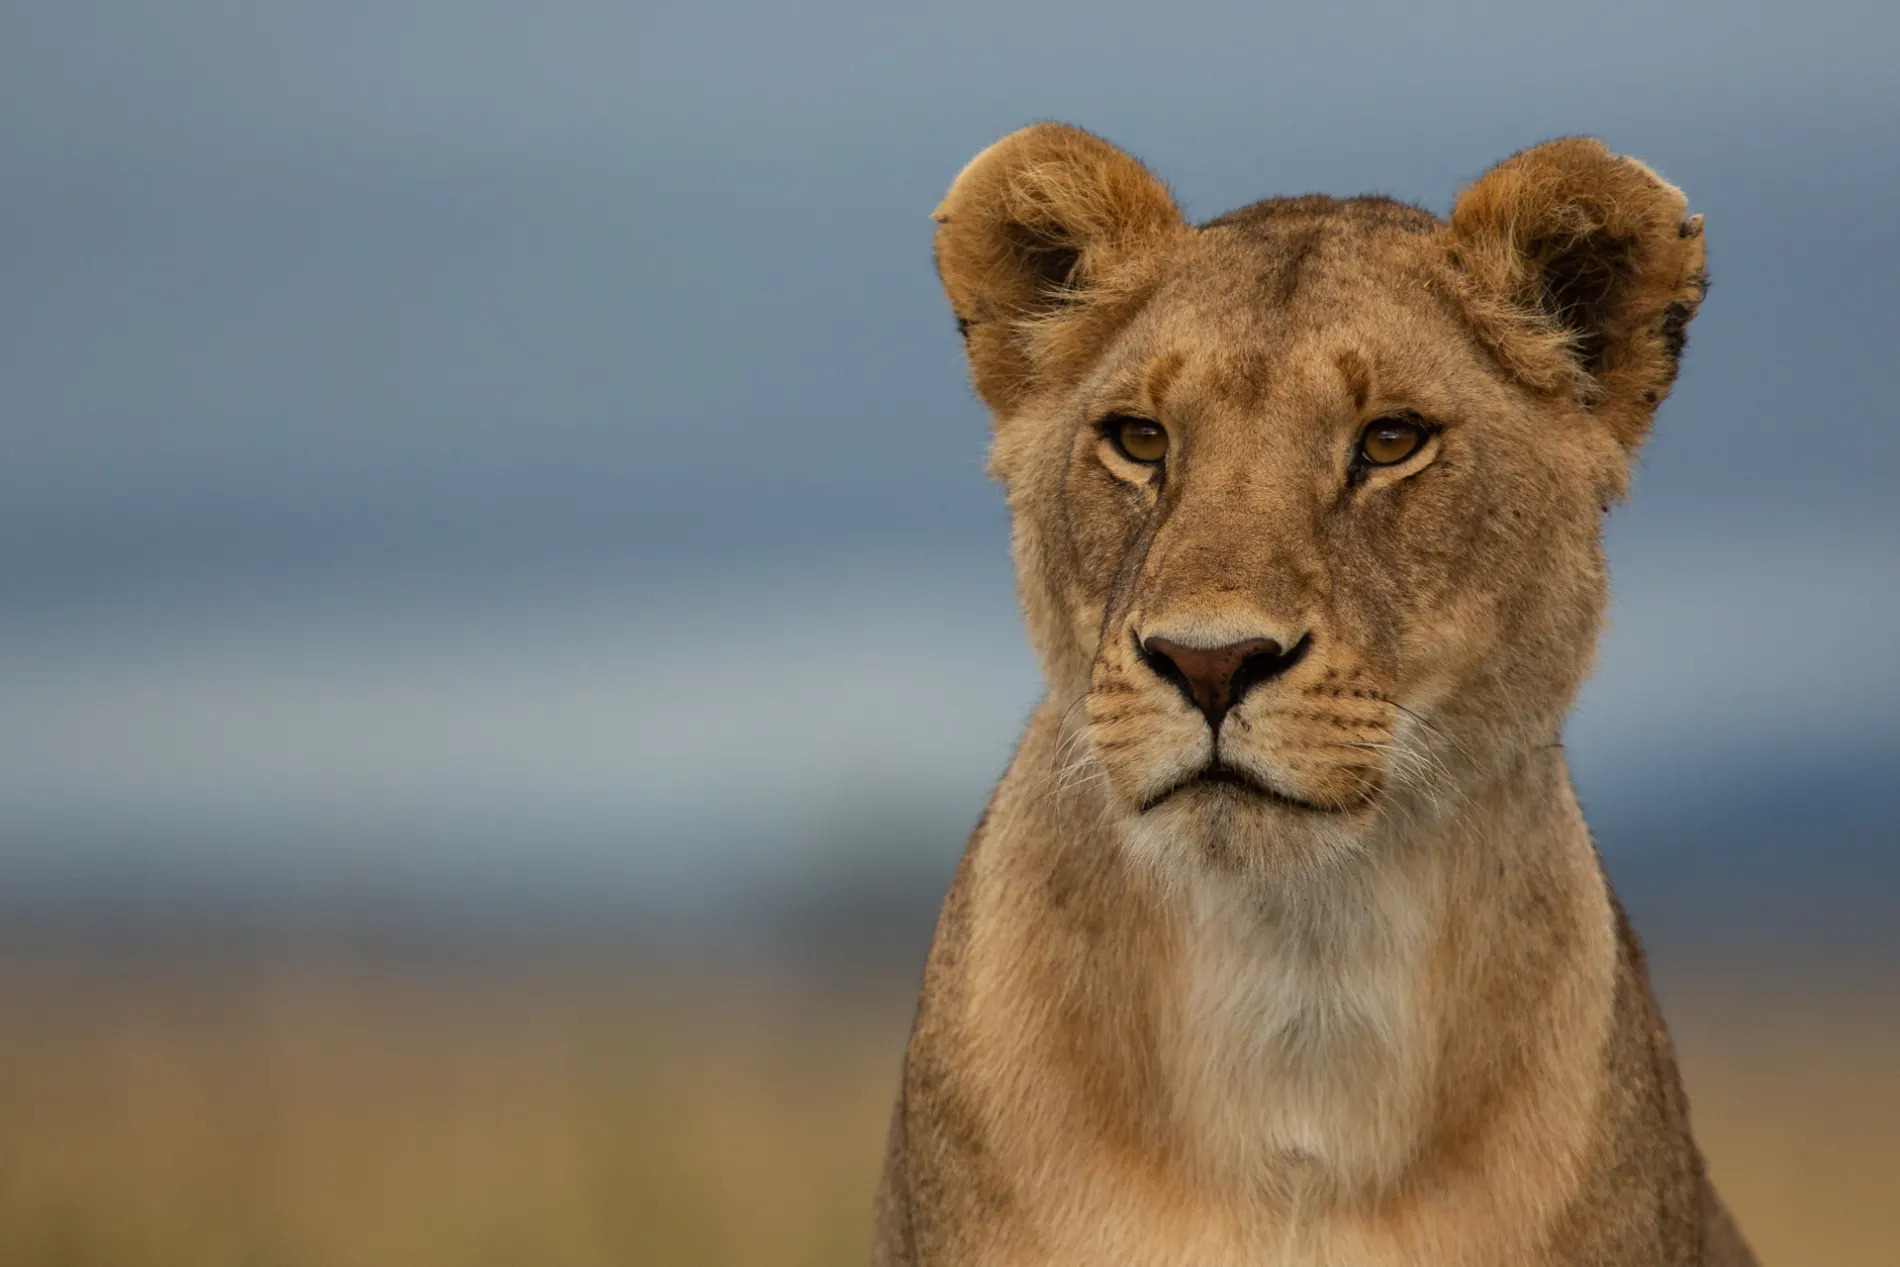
left=1100, top=414, right=1169, bottom=466
left=1352, top=415, right=1435, bottom=472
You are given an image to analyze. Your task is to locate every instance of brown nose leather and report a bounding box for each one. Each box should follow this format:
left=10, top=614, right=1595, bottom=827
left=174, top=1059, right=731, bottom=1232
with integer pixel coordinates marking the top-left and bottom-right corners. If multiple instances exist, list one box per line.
left=1139, top=635, right=1304, bottom=729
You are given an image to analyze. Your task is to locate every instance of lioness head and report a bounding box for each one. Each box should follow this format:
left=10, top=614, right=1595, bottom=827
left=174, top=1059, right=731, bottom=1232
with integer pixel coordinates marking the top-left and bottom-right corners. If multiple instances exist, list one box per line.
left=935, top=125, right=1705, bottom=878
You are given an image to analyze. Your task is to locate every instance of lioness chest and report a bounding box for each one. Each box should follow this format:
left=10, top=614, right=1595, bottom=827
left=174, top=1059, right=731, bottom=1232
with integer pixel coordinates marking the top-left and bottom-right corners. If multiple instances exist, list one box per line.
left=965, top=1173, right=1550, bottom=1267
left=922, top=800, right=1612, bottom=1267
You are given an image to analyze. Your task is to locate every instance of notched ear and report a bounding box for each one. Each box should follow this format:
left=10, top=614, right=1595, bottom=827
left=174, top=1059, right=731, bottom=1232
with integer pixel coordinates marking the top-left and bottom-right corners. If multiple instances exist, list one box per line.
left=1446, top=138, right=1708, bottom=448
left=934, top=123, right=1186, bottom=415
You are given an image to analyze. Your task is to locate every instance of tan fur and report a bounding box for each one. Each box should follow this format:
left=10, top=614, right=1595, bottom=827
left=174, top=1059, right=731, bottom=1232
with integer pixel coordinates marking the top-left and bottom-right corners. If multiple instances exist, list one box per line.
left=876, top=125, right=1751, bottom=1266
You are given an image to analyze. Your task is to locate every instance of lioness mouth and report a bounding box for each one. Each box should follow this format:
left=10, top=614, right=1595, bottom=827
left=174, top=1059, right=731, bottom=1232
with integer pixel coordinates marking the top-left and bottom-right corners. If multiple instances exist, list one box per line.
left=1140, top=763, right=1339, bottom=815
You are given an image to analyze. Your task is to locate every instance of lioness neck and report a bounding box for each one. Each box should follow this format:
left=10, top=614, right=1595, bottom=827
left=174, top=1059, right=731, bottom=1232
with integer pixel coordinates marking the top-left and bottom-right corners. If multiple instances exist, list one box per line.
left=966, top=703, right=1617, bottom=1229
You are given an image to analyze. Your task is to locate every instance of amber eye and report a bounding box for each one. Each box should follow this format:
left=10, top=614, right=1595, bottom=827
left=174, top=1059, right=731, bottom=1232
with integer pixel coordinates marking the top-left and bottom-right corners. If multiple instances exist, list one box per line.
left=1357, top=417, right=1429, bottom=466
left=1107, top=416, right=1169, bottom=464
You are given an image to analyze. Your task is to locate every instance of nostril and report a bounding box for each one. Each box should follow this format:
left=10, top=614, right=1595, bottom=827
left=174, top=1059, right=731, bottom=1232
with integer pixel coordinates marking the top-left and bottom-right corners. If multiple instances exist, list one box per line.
left=1137, top=635, right=1197, bottom=704
left=1227, top=633, right=1310, bottom=710
left=1138, top=633, right=1309, bottom=729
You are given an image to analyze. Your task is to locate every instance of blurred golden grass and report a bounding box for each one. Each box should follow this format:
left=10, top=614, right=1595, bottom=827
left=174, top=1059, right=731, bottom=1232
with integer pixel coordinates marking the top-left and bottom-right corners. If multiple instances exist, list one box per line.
left=1670, top=989, right=1900, bottom=1267
left=0, top=958, right=1889, bottom=1266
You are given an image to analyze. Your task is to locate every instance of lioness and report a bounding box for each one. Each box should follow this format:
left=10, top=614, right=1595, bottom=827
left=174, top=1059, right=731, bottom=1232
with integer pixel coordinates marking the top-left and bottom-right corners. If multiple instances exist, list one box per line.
left=872, top=126, right=1757, bottom=1267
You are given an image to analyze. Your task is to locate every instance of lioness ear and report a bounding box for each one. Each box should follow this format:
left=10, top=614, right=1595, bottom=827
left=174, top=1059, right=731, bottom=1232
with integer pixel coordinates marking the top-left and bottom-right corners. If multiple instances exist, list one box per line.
left=934, top=124, right=1186, bottom=414
left=1447, top=138, right=1707, bottom=448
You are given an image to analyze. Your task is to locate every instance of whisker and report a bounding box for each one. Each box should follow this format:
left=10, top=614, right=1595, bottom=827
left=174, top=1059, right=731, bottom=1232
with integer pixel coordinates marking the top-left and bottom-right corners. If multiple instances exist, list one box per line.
left=1379, top=698, right=1478, bottom=767
left=1319, top=739, right=1442, bottom=801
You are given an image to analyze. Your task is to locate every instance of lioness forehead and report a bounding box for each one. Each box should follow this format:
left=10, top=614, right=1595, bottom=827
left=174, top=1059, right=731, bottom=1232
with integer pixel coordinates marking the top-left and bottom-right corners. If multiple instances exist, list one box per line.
left=1105, top=202, right=1465, bottom=414
left=1138, top=198, right=1450, bottom=344
left=1199, top=193, right=1438, bottom=236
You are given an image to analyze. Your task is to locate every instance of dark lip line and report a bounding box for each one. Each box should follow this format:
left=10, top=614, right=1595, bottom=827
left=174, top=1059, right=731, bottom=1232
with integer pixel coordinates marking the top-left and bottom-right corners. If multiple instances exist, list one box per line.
left=1138, top=763, right=1344, bottom=816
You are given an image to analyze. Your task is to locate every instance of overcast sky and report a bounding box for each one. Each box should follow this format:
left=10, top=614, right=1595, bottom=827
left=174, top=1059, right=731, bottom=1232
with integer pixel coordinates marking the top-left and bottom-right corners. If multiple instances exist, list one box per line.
left=2, top=1, right=1894, bottom=919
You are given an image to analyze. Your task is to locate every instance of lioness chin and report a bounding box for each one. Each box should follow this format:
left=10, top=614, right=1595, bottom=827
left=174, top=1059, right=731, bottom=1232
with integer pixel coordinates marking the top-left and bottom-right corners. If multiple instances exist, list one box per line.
left=872, top=126, right=1756, bottom=1266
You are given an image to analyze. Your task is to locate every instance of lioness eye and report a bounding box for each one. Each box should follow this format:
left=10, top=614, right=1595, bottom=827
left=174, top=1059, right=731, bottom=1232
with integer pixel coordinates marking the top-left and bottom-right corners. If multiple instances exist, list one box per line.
left=1108, top=416, right=1169, bottom=464
left=1358, top=418, right=1427, bottom=466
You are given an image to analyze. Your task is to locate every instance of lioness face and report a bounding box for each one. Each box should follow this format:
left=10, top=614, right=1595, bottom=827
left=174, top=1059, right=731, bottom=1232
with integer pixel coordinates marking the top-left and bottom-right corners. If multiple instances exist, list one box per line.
left=936, top=128, right=1704, bottom=876
left=1057, top=217, right=1619, bottom=872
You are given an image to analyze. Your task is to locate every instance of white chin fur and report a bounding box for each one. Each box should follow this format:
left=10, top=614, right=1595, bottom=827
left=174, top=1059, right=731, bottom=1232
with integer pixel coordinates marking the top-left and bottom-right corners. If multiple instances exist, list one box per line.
left=1117, top=789, right=1374, bottom=890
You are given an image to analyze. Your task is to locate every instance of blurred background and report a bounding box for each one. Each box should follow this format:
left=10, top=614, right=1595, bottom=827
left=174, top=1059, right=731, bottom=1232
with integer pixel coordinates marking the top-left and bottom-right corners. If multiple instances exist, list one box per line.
left=3, top=2, right=1896, bottom=1263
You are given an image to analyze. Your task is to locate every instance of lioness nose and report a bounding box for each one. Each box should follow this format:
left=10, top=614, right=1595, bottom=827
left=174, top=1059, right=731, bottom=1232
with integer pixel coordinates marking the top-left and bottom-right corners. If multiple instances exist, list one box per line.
left=1139, top=635, right=1308, bottom=730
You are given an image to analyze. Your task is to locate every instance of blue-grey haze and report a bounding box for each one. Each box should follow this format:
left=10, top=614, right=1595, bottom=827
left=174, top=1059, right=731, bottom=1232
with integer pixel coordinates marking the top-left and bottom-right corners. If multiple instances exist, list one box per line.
left=2, top=1, right=1894, bottom=957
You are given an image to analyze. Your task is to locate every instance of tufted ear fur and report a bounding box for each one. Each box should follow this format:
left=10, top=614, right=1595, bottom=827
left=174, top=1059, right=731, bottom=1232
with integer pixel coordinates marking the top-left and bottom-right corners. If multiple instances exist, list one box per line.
left=934, top=124, right=1188, bottom=415
left=1447, top=138, right=1707, bottom=449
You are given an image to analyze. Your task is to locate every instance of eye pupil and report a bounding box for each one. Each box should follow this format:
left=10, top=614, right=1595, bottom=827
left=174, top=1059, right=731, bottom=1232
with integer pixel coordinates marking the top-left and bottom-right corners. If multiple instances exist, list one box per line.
left=1360, top=418, right=1426, bottom=466
left=1112, top=417, right=1169, bottom=464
